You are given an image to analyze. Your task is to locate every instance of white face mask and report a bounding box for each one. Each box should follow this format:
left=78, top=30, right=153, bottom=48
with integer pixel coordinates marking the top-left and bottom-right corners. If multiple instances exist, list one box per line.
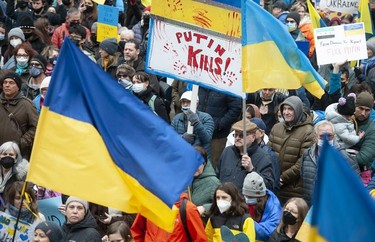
left=10, top=38, right=22, bottom=48
left=118, top=78, right=132, bottom=89
left=317, top=139, right=334, bottom=147
left=132, top=83, right=145, bottom=93
left=181, top=106, right=190, bottom=114
left=286, top=22, right=297, bottom=32
left=245, top=198, right=257, bottom=205
left=217, top=199, right=231, bottom=214
left=16, top=56, right=29, bottom=66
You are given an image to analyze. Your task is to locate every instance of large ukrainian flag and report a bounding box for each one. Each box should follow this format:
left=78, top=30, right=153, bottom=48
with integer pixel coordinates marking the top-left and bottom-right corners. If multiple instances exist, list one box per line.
left=358, top=0, right=374, bottom=35
left=241, top=0, right=325, bottom=98
left=26, top=39, right=203, bottom=232
left=306, top=140, right=375, bottom=241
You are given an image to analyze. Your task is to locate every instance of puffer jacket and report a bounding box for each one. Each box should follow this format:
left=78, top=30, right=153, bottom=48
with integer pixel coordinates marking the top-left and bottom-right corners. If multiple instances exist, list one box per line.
left=325, top=103, right=360, bottom=149
left=62, top=212, right=101, bottom=242
left=268, top=96, right=314, bottom=203
left=352, top=116, right=375, bottom=168
left=0, top=92, right=38, bottom=159
left=301, top=143, right=360, bottom=206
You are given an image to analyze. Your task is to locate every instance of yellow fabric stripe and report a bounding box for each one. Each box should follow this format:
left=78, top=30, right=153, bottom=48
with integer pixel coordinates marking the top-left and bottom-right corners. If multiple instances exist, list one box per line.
left=27, top=108, right=178, bottom=231
left=307, top=227, right=328, bottom=242
left=151, top=0, right=241, bottom=38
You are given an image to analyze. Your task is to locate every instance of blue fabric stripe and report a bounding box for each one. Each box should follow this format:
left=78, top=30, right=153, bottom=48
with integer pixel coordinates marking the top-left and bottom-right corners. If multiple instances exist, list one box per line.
left=45, top=39, right=203, bottom=207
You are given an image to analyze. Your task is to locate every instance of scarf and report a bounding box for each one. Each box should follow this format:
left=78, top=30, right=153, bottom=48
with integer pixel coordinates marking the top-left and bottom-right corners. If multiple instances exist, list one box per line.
left=7, top=203, right=35, bottom=224
left=15, top=63, right=28, bottom=76
left=362, top=56, right=375, bottom=77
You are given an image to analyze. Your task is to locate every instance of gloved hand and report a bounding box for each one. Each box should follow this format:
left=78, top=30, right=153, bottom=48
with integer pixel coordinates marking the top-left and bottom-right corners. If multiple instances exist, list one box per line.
left=186, top=110, right=199, bottom=126
left=182, top=133, right=195, bottom=144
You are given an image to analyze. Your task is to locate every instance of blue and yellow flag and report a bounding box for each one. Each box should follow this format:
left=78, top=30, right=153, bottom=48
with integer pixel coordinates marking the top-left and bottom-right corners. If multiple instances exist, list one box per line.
left=307, top=0, right=327, bottom=29
left=307, top=141, right=375, bottom=241
left=241, top=0, right=325, bottom=98
left=358, top=0, right=374, bottom=35
left=26, top=39, right=203, bottom=232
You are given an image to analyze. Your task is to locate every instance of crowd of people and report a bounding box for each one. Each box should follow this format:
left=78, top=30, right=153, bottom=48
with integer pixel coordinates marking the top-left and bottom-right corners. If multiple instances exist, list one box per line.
left=0, top=0, right=374, bottom=241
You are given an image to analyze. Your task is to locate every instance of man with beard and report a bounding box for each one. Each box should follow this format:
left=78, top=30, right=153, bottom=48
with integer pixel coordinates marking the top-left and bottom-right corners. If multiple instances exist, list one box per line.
left=216, top=119, right=275, bottom=192
left=242, top=172, right=282, bottom=242
left=122, top=39, right=160, bottom=94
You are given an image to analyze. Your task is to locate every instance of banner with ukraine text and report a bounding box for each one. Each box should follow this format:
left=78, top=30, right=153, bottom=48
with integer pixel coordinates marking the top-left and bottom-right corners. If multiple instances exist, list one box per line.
left=241, top=0, right=325, bottom=98
left=26, top=39, right=203, bottom=232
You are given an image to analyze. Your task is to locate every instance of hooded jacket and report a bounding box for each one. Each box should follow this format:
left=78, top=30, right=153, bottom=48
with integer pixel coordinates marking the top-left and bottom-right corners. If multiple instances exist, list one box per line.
left=0, top=91, right=38, bottom=159
left=62, top=212, right=101, bottom=242
left=268, top=96, right=314, bottom=203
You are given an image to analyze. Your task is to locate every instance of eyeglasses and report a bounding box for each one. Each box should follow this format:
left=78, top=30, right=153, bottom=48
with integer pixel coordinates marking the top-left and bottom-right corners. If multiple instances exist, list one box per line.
left=233, top=133, right=244, bottom=138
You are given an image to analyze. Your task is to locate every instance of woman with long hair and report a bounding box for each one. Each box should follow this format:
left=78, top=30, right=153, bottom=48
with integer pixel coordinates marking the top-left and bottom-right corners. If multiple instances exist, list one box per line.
left=205, top=182, right=256, bottom=242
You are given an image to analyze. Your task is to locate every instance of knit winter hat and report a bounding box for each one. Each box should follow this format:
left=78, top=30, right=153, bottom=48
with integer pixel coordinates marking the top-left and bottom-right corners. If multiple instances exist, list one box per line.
left=31, top=54, right=48, bottom=71
left=232, top=119, right=257, bottom=132
left=286, top=12, right=301, bottom=26
left=1, top=72, right=22, bottom=90
left=242, top=172, right=266, bottom=197
left=273, top=1, right=288, bottom=11
left=337, top=93, right=356, bottom=116
left=367, top=37, right=375, bottom=54
left=100, top=38, right=119, bottom=55
left=35, top=221, right=63, bottom=242
left=8, top=27, right=25, bottom=41
left=356, top=92, right=374, bottom=109
left=65, top=196, right=89, bottom=214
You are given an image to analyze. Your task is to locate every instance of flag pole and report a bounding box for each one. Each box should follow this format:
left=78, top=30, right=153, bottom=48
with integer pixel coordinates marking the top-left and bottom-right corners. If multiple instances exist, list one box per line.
left=242, top=96, right=247, bottom=155
left=187, top=85, right=199, bottom=134
left=12, top=182, right=28, bottom=242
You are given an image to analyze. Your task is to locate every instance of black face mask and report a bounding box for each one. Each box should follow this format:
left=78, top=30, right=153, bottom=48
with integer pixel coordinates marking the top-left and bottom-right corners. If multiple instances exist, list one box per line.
left=283, top=211, right=297, bottom=225
left=90, top=34, right=98, bottom=44
left=69, top=21, right=79, bottom=28
left=0, top=156, right=15, bottom=169
left=84, top=5, right=93, bottom=12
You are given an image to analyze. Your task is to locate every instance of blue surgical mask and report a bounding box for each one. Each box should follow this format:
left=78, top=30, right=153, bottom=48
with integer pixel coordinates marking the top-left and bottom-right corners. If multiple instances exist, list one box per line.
left=0, top=34, right=5, bottom=41
left=29, top=66, right=42, bottom=77
left=245, top=198, right=258, bottom=205
left=286, top=22, right=297, bottom=32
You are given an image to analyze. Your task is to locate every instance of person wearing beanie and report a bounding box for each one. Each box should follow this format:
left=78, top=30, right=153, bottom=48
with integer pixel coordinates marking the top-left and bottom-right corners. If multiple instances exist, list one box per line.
left=33, top=76, right=51, bottom=114
left=352, top=91, right=375, bottom=170
left=97, top=38, right=120, bottom=79
left=242, top=172, right=282, bottom=241
left=2, top=28, right=26, bottom=70
left=268, top=96, right=314, bottom=204
left=325, top=93, right=364, bottom=149
left=0, top=72, right=38, bottom=159
left=62, top=196, right=101, bottom=242
left=286, top=12, right=306, bottom=41
left=217, top=119, right=275, bottom=192
left=22, top=54, right=48, bottom=101
left=34, top=221, right=63, bottom=242
left=272, top=1, right=289, bottom=24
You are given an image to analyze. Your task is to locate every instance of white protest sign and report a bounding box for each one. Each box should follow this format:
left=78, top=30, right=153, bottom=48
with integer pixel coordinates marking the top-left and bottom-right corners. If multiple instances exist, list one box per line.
left=146, top=19, right=242, bottom=98
left=318, top=0, right=359, bottom=14
left=0, top=211, right=34, bottom=242
left=315, top=22, right=367, bottom=65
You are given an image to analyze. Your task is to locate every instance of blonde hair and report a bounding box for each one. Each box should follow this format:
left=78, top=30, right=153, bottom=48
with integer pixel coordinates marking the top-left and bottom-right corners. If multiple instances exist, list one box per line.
left=276, top=197, right=309, bottom=233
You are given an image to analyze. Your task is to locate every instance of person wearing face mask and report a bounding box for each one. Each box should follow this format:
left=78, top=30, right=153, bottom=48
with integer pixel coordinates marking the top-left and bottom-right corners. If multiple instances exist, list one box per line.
left=285, top=12, right=306, bottom=41
left=300, top=120, right=360, bottom=206
left=268, top=197, right=308, bottom=242
left=21, top=54, right=47, bottom=100
left=85, top=22, right=100, bottom=59
left=205, top=182, right=255, bottom=242
left=68, top=24, right=96, bottom=61
left=2, top=27, right=25, bottom=70
left=40, top=45, right=59, bottom=77
left=52, top=7, right=91, bottom=49
left=242, top=172, right=282, bottom=242
left=12, top=42, right=39, bottom=83
left=115, top=63, right=135, bottom=90
left=132, top=71, right=170, bottom=123
left=171, top=91, right=214, bottom=158
left=0, top=142, right=29, bottom=210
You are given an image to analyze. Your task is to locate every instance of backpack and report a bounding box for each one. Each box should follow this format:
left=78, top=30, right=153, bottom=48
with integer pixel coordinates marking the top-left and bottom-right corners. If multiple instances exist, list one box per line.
left=148, top=94, right=171, bottom=116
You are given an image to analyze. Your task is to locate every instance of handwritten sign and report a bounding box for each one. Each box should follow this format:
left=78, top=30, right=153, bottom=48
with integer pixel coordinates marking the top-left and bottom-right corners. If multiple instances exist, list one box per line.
left=98, top=4, right=119, bottom=26
left=0, top=211, right=33, bottom=242
left=147, top=18, right=242, bottom=97
left=97, top=5, right=119, bottom=42
left=318, top=0, right=359, bottom=14
left=315, top=23, right=367, bottom=65
left=37, top=196, right=65, bottom=227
